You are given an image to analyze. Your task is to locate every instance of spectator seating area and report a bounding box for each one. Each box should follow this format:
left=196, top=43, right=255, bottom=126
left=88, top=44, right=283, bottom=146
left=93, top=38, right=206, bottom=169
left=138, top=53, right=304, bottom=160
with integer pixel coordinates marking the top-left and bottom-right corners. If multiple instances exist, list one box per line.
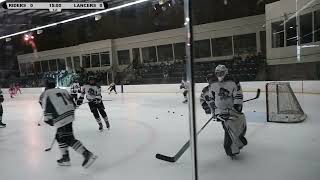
left=0, top=55, right=265, bottom=88
left=130, top=55, right=265, bottom=84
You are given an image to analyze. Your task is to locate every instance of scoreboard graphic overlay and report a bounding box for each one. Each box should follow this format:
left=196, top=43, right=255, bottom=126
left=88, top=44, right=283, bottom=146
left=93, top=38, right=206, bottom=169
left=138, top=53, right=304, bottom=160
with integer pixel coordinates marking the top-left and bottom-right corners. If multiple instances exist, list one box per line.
left=1, top=1, right=109, bottom=12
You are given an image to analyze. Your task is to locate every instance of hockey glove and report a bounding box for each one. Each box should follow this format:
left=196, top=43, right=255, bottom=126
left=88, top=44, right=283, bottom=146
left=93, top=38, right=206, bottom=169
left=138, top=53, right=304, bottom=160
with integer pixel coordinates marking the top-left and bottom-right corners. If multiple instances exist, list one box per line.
left=77, top=99, right=83, bottom=106
left=201, top=102, right=211, bottom=114
left=94, top=98, right=102, bottom=104
left=233, top=104, right=243, bottom=113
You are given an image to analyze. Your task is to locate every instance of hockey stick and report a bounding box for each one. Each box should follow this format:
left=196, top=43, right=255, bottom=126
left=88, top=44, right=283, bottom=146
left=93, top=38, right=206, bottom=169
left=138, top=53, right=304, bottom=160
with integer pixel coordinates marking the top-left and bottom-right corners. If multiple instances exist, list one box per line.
left=243, top=89, right=260, bottom=103
left=37, top=115, right=43, bottom=126
left=155, top=89, right=260, bottom=162
left=155, top=116, right=215, bottom=162
left=44, top=137, right=55, bottom=152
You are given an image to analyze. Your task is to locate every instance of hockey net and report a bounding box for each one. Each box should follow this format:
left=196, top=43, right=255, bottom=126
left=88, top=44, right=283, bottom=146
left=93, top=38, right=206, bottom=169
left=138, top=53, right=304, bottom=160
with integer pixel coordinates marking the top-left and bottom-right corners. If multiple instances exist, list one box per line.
left=266, top=82, right=307, bottom=123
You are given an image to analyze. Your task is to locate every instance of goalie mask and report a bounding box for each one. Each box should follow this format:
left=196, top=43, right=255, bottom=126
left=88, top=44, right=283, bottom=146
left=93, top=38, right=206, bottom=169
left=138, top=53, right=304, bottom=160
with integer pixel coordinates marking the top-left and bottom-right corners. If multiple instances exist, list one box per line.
left=215, top=64, right=228, bottom=82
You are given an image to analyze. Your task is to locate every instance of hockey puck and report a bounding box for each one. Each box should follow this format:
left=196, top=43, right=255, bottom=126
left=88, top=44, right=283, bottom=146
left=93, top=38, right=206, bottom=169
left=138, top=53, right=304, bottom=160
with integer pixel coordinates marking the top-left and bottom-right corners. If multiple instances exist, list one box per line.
left=168, top=111, right=170, bottom=113
left=156, top=117, right=159, bottom=119
left=181, top=115, right=183, bottom=116
left=253, top=110, right=256, bottom=112
left=173, top=112, right=175, bottom=114
left=37, top=123, right=41, bottom=126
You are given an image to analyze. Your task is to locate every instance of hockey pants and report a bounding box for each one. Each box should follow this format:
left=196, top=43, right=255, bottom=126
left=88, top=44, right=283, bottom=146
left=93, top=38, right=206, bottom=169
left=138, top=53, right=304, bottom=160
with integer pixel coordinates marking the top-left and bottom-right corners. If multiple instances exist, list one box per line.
left=88, top=101, right=108, bottom=124
left=56, top=122, right=88, bottom=156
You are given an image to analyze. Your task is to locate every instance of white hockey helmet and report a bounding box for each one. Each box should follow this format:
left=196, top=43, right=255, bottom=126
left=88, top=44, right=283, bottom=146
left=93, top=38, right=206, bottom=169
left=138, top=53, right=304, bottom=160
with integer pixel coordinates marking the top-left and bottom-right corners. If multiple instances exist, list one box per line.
left=215, top=64, right=228, bottom=81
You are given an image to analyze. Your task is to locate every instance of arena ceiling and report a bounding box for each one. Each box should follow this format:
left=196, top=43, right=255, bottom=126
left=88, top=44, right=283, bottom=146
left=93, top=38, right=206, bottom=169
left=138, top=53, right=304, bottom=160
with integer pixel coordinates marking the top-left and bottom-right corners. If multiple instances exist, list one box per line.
left=0, top=0, right=144, bottom=38
left=0, top=0, right=278, bottom=39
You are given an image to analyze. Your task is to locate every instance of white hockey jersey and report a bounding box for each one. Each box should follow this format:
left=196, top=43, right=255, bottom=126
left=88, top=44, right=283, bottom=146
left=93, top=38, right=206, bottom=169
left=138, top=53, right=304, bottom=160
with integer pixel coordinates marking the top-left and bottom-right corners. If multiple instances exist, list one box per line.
left=80, top=85, right=102, bottom=102
left=180, top=80, right=189, bottom=90
left=70, top=83, right=81, bottom=94
left=39, top=88, right=75, bottom=128
left=200, top=78, right=243, bottom=115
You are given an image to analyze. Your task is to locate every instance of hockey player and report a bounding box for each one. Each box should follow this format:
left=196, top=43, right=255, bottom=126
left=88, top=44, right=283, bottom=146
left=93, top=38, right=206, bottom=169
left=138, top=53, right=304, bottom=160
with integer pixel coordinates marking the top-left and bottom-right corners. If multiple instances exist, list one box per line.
left=9, top=85, right=16, bottom=98
left=108, top=82, right=117, bottom=94
left=15, top=83, right=22, bottom=94
left=70, top=79, right=81, bottom=102
left=0, top=88, right=5, bottom=128
left=200, top=65, right=247, bottom=158
left=39, top=77, right=97, bottom=168
left=77, top=76, right=110, bottom=131
left=180, top=80, right=189, bottom=103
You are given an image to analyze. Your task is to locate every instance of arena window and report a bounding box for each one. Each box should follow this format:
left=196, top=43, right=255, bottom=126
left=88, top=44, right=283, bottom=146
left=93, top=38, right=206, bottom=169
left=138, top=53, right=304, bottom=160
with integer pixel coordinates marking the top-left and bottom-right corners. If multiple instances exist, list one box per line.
left=34, top=61, right=41, bottom=73
left=100, top=52, right=110, bottom=66
left=211, top=36, right=233, bottom=57
left=66, top=57, right=73, bottom=71
left=300, top=13, right=313, bottom=44
left=117, top=50, right=130, bottom=65
left=157, top=44, right=173, bottom=61
left=142, top=46, right=157, bottom=63
left=132, top=48, right=141, bottom=65
left=57, top=58, right=66, bottom=70
left=49, top=59, right=57, bottom=72
left=73, top=56, right=81, bottom=70
left=19, top=63, right=26, bottom=75
left=173, top=42, right=186, bottom=60
left=91, top=53, right=100, bottom=68
left=41, top=61, right=49, bottom=72
left=233, top=33, right=257, bottom=54
left=314, top=10, right=320, bottom=42
left=82, top=54, right=91, bottom=68
left=194, top=39, right=211, bottom=58
left=286, top=17, right=297, bottom=46
left=271, top=21, right=285, bottom=48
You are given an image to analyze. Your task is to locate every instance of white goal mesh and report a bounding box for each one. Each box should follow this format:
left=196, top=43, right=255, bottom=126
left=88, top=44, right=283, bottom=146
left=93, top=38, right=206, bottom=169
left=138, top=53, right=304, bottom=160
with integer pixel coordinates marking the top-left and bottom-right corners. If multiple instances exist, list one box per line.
left=266, top=82, right=307, bottom=123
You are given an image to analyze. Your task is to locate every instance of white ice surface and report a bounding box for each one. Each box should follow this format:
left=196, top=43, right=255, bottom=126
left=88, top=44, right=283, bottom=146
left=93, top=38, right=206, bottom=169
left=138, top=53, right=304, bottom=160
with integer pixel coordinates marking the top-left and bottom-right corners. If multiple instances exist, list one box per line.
left=0, top=91, right=319, bottom=180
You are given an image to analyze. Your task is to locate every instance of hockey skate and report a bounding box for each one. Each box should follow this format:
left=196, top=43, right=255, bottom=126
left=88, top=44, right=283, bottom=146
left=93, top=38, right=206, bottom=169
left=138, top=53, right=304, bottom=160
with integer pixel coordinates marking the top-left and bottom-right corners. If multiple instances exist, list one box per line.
left=0, top=122, right=6, bottom=128
left=104, top=120, right=110, bottom=130
left=82, top=150, right=97, bottom=168
left=98, top=123, right=103, bottom=131
left=57, top=154, right=71, bottom=166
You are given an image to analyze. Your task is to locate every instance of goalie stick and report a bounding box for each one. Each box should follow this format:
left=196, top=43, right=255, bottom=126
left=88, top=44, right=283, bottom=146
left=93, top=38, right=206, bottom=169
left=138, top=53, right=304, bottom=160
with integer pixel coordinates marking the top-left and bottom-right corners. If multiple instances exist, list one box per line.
left=155, top=88, right=260, bottom=163
left=243, top=88, right=260, bottom=103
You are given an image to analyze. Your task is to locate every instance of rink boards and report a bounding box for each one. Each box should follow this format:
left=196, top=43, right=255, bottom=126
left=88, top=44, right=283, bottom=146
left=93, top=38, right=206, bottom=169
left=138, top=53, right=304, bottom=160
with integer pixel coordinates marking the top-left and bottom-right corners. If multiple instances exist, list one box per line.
left=2, top=80, right=320, bottom=94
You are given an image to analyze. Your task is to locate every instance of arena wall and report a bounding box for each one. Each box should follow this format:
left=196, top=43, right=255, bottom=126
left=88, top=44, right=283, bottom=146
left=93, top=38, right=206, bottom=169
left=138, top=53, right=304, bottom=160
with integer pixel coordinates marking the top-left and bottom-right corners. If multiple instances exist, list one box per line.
left=2, top=81, right=320, bottom=95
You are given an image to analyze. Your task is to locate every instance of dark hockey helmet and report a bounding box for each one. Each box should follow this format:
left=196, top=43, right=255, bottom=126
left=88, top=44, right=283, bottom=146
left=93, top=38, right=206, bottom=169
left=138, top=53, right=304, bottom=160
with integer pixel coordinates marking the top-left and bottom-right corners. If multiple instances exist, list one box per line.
left=88, top=75, right=97, bottom=85
left=43, top=76, right=56, bottom=89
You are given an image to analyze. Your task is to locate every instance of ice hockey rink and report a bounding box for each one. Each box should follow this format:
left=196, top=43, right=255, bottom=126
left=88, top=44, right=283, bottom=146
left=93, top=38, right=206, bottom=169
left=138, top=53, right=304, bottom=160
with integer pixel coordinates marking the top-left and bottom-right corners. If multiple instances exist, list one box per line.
left=0, top=85, right=319, bottom=180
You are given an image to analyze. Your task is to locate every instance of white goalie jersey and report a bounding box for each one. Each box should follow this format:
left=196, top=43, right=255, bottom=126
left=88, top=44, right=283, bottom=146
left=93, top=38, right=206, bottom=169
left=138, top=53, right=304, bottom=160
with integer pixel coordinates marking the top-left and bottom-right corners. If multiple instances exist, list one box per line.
left=40, top=88, right=76, bottom=128
left=80, top=85, right=102, bottom=102
left=200, top=78, right=243, bottom=115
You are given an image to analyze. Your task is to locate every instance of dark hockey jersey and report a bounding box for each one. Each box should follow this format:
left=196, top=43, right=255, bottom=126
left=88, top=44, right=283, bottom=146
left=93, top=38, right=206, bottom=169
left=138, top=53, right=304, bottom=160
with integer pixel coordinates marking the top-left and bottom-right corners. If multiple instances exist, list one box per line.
left=0, top=89, right=3, bottom=103
left=39, top=88, right=75, bottom=128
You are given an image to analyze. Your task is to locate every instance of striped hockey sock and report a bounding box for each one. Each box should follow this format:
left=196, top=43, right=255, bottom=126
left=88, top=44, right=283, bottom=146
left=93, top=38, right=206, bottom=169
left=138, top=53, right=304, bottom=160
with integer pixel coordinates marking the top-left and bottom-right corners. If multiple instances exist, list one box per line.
left=72, top=140, right=87, bottom=155
left=58, top=142, right=69, bottom=155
